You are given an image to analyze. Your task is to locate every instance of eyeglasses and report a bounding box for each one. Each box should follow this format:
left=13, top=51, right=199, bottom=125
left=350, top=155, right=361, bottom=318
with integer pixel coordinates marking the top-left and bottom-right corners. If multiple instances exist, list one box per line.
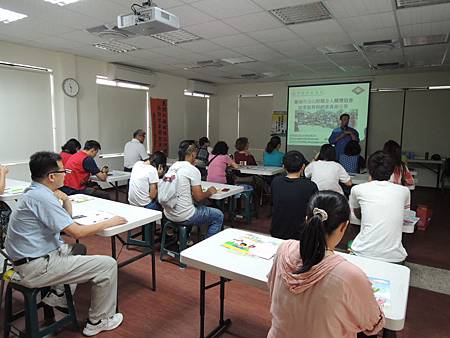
left=48, top=169, right=72, bottom=175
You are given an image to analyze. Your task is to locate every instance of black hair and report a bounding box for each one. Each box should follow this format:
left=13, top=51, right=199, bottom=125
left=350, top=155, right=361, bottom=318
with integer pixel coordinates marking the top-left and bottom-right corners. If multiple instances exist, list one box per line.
left=29, top=151, right=62, bottom=182
left=61, top=138, right=81, bottom=154
left=84, top=140, right=101, bottom=151
left=211, top=141, right=229, bottom=155
left=383, top=140, right=402, bottom=167
left=340, top=113, right=350, bottom=120
left=265, top=136, right=281, bottom=154
left=235, top=137, right=249, bottom=152
left=199, top=137, right=209, bottom=147
left=133, top=129, right=146, bottom=138
left=150, top=151, right=167, bottom=170
left=368, top=150, right=395, bottom=181
left=178, top=140, right=198, bottom=161
left=298, top=191, right=350, bottom=273
left=318, top=144, right=336, bottom=162
left=344, top=140, right=361, bottom=156
left=283, top=151, right=308, bottom=173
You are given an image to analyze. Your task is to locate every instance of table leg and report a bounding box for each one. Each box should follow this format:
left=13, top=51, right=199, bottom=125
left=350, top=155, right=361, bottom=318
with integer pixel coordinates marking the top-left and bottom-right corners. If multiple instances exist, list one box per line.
left=199, top=271, right=232, bottom=338
left=115, top=182, right=119, bottom=201
left=437, top=164, right=441, bottom=188
left=147, top=223, right=156, bottom=291
left=111, top=236, right=116, bottom=260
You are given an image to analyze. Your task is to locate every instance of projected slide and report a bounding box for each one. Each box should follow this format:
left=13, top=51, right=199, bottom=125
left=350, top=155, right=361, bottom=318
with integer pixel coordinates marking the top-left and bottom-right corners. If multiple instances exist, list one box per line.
left=287, top=82, right=370, bottom=147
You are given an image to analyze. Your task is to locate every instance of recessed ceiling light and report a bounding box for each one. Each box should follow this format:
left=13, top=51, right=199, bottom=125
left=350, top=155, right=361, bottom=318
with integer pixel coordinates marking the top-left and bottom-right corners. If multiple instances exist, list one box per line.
left=93, top=41, right=138, bottom=53
left=151, top=29, right=201, bottom=45
left=403, top=34, right=449, bottom=47
left=0, top=7, right=27, bottom=24
left=44, top=0, right=80, bottom=6
left=269, top=2, right=331, bottom=25
left=396, top=0, right=450, bottom=9
left=221, top=56, right=257, bottom=64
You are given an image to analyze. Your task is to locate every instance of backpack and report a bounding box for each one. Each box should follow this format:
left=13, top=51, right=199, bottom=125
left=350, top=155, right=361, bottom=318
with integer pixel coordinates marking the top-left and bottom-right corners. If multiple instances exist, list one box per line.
left=158, top=168, right=180, bottom=209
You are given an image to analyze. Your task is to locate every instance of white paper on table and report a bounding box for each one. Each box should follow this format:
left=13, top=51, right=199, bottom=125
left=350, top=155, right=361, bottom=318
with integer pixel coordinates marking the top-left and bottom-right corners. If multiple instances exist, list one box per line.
left=250, top=242, right=279, bottom=260
left=73, top=211, right=115, bottom=225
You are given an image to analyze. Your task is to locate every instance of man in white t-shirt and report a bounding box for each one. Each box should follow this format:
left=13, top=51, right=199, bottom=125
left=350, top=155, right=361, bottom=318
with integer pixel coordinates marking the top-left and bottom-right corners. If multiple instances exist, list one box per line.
left=123, top=129, right=149, bottom=172
left=128, top=151, right=166, bottom=210
left=304, top=144, right=352, bottom=194
left=164, top=140, right=223, bottom=238
left=349, top=151, right=409, bottom=263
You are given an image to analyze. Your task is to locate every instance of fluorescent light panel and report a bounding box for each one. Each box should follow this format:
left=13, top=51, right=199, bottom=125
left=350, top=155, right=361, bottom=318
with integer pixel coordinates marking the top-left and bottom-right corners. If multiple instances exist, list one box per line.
left=0, top=7, right=27, bottom=23
left=403, top=34, right=449, bottom=47
left=93, top=41, right=137, bottom=53
left=429, top=85, right=450, bottom=89
left=96, top=77, right=149, bottom=90
left=269, top=2, right=331, bottom=25
left=151, top=29, right=201, bottom=45
left=44, top=0, right=80, bottom=6
left=221, top=56, right=256, bottom=64
left=396, top=0, right=450, bottom=9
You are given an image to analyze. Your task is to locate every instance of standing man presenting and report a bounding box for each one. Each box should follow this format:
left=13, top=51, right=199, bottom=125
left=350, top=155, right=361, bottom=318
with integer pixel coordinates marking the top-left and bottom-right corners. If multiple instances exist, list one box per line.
left=328, top=113, right=359, bottom=161
left=124, top=129, right=149, bottom=172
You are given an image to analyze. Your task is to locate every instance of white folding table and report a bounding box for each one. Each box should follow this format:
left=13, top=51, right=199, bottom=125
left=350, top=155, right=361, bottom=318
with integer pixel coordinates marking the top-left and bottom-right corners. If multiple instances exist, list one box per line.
left=70, top=194, right=162, bottom=290
left=0, top=179, right=30, bottom=202
left=181, top=228, right=410, bottom=338
left=238, top=165, right=284, bottom=176
left=407, top=158, right=444, bottom=188
left=91, top=170, right=131, bottom=201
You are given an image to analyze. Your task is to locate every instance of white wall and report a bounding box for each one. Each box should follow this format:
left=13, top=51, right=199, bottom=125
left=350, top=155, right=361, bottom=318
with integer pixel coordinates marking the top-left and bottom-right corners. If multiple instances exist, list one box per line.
left=0, top=40, right=191, bottom=180
left=216, top=71, right=450, bottom=187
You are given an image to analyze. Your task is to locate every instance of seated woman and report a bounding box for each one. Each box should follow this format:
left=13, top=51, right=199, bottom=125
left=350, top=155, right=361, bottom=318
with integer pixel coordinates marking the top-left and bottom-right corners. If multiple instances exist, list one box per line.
left=60, top=138, right=81, bottom=166
left=383, top=140, right=415, bottom=190
left=263, top=136, right=284, bottom=167
left=268, top=191, right=385, bottom=338
left=234, top=137, right=257, bottom=166
left=305, top=144, right=352, bottom=194
left=128, top=151, right=166, bottom=210
left=339, top=140, right=365, bottom=174
left=207, top=141, right=239, bottom=184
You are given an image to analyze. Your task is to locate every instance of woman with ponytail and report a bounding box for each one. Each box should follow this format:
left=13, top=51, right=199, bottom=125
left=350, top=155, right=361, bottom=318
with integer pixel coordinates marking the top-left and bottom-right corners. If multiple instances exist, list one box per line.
left=268, top=191, right=385, bottom=338
left=263, top=136, right=284, bottom=167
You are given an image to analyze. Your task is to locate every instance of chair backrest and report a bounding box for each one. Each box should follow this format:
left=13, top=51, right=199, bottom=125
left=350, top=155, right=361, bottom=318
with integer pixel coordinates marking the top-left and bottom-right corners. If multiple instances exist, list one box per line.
left=444, top=158, right=450, bottom=177
left=0, top=201, right=12, bottom=249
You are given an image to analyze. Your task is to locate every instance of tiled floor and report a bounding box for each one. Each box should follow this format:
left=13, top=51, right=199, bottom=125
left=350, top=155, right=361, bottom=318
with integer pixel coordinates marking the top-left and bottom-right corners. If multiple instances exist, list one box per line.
left=1, top=186, right=450, bottom=337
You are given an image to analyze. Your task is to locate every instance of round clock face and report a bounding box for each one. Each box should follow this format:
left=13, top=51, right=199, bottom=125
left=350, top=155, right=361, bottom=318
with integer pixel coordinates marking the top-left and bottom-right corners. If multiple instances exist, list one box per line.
left=62, top=78, right=79, bottom=97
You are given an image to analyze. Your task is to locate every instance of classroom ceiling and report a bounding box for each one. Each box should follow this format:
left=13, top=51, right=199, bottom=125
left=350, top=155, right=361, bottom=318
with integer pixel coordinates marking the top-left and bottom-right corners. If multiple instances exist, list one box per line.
left=0, top=0, right=450, bottom=84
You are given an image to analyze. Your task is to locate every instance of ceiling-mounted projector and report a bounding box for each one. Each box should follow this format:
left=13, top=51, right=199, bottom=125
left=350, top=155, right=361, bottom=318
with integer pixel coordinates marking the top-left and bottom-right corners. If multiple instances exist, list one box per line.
left=118, top=1, right=180, bottom=36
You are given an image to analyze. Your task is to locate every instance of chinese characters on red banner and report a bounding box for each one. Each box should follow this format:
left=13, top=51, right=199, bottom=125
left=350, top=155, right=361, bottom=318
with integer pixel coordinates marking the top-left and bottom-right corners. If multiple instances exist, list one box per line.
left=150, top=98, right=169, bottom=154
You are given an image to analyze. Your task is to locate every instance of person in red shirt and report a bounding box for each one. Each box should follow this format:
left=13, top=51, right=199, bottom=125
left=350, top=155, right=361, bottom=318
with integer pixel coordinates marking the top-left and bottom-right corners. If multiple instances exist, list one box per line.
left=61, top=140, right=110, bottom=199
left=60, top=138, right=81, bottom=166
left=234, top=137, right=257, bottom=166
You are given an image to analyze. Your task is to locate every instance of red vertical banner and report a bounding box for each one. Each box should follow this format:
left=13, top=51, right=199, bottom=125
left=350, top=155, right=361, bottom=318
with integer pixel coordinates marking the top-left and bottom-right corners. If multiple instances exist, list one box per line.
left=150, top=98, right=169, bottom=155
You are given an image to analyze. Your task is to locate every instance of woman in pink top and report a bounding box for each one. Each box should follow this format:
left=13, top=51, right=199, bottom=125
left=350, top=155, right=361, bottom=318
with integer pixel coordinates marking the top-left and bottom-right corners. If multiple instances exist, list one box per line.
left=207, top=141, right=238, bottom=184
left=268, top=191, right=385, bottom=338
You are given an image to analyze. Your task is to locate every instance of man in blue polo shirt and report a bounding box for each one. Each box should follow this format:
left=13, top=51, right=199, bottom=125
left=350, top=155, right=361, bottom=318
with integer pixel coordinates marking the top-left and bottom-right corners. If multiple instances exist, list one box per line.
left=5, top=151, right=127, bottom=336
left=328, top=113, right=359, bottom=161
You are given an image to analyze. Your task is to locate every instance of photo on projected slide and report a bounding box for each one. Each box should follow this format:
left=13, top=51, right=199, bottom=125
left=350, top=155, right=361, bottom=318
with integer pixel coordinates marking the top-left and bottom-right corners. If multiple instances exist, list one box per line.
left=287, top=82, right=371, bottom=147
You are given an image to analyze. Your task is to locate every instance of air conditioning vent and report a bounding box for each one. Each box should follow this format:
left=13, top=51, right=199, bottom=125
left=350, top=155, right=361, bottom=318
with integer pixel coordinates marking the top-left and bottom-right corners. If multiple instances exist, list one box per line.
left=269, top=2, right=332, bottom=25
left=361, top=40, right=400, bottom=53
left=372, top=62, right=405, bottom=70
left=396, top=0, right=450, bottom=9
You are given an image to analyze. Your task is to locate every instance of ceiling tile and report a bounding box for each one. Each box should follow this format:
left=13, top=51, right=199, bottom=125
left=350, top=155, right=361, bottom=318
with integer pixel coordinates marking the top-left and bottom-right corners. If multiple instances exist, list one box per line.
left=348, top=27, right=399, bottom=43
left=324, top=0, right=393, bottom=18
left=168, top=5, right=215, bottom=26
left=400, top=20, right=450, bottom=37
left=66, top=0, right=125, bottom=23
left=109, top=0, right=184, bottom=10
left=211, top=33, right=259, bottom=48
left=222, top=12, right=283, bottom=33
left=184, top=21, right=239, bottom=39
left=125, top=35, right=173, bottom=48
left=232, top=44, right=284, bottom=61
left=190, top=0, right=262, bottom=19
left=340, top=12, right=396, bottom=32
left=396, top=3, right=450, bottom=26
left=247, top=27, right=298, bottom=43
left=289, top=19, right=352, bottom=46
left=179, top=39, right=223, bottom=52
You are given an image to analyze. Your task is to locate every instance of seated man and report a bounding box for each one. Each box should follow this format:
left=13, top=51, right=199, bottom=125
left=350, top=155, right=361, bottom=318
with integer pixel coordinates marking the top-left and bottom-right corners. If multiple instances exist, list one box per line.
left=5, top=151, right=127, bottom=336
left=349, top=151, right=409, bottom=263
left=123, top=129, right=149, bottom=172
left=62, top=140, right=109, bottom=199
left=162, top=140, right=223, bottom=238
left=128, top=151, right=166, bottom=210
left=271, top=151, right=318, bottom=240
